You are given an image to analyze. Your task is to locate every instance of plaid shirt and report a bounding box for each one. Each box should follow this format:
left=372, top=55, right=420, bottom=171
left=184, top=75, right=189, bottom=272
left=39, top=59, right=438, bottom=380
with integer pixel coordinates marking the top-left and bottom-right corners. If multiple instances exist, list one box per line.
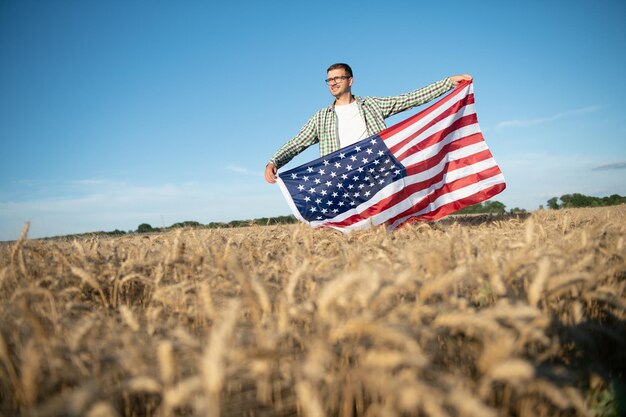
left=270, top=77, right=454, bottom=169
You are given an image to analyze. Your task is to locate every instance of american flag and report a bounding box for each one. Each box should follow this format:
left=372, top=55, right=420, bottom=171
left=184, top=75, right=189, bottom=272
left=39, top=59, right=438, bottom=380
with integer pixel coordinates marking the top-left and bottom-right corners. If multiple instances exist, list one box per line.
left=276, top=80, right=506, bottom=233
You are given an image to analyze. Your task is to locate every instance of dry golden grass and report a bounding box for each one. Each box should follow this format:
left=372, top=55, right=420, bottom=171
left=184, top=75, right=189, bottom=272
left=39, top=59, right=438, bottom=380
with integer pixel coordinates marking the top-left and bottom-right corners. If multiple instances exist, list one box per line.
left=0, top=206, right=625, bottom=417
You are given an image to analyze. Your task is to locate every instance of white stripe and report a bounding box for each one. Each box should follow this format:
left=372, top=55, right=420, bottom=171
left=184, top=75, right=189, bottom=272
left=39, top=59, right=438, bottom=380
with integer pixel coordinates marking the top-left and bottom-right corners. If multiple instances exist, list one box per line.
left=388, top=173, right=506, bottom=230
left=383, top=83, right=473, bottom=149
left=392, top=103, right=477, bottom=158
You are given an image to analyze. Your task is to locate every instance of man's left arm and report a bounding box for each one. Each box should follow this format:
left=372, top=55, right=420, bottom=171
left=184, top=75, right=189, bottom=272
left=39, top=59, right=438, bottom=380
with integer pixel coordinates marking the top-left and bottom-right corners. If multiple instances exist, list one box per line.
left=373, top=75, right=471, bottom=118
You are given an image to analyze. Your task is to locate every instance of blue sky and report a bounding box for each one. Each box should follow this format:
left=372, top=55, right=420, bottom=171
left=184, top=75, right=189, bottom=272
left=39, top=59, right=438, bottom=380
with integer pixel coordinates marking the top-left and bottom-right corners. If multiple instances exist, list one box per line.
left=1, top=1, right=625, bottom=240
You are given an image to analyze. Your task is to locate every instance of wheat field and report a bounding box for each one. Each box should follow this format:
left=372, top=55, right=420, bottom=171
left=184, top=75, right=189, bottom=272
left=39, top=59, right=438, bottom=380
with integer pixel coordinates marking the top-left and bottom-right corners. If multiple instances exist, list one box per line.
left=1, top=206, right=624, bottom=417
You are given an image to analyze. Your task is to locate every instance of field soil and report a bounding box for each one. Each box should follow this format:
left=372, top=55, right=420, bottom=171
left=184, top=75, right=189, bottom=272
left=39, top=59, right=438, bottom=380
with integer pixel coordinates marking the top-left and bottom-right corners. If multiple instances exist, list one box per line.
left=1, top=206, right=625, bottom=417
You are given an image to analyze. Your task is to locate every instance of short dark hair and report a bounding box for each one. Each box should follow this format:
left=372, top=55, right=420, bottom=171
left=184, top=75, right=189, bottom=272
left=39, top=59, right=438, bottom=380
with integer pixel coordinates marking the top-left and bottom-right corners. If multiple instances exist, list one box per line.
left=327, top=63, right=353, bottom=77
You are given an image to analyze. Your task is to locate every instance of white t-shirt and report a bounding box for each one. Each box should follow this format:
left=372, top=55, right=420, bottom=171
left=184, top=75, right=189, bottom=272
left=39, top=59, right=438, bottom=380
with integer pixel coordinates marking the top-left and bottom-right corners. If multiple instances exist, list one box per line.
left=335, top=101, right=368, bottom=148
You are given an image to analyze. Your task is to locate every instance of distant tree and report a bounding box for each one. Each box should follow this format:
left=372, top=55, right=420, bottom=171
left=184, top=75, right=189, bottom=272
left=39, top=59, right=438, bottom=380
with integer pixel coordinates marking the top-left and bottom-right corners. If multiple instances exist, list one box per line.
left=169, top=221, right=202, bottom=229
left=547, top=197, right=560, bottom=210
left=137, top=223, right=154, bottom=233
left=509, top=207, right=527, bottom=214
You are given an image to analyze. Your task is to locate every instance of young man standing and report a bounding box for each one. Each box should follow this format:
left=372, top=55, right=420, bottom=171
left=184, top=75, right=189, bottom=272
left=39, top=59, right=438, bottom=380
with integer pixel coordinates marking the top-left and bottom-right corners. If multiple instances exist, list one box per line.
left=264, top=63, right=471, bottom=183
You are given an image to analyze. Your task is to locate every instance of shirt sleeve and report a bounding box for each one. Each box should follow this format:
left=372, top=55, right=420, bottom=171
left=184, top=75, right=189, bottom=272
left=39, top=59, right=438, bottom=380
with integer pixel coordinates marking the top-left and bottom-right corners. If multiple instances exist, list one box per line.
left=269, top=115, right=320, bottom=169
left=370, top=77, right=454, bottom=119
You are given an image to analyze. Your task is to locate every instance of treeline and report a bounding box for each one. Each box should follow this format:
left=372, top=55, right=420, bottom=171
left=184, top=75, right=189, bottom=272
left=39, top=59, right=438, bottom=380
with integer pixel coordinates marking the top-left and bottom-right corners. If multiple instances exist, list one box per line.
left=44, top=215, right=298, bottom=240
left=136, top=215, right=297, bottom=234
left=547, top=193, right=625, bottom=210
left=455, top=200, right=526, bottom=215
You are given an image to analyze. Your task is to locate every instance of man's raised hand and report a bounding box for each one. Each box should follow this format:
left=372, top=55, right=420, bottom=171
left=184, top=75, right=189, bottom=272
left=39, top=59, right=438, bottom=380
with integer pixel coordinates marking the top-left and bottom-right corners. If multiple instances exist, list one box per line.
left=449, top=74, right=473, bottom=86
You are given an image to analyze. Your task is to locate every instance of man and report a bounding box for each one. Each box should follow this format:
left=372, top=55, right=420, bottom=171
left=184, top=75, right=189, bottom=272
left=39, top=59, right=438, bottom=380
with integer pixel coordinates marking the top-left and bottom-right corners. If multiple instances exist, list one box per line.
left=264, top=63, right=471, bottom=183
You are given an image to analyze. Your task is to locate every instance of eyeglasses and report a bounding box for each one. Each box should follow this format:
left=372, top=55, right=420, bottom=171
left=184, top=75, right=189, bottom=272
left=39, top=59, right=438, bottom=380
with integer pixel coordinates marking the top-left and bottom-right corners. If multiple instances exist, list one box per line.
left=325, top=75, right=351, bottom=85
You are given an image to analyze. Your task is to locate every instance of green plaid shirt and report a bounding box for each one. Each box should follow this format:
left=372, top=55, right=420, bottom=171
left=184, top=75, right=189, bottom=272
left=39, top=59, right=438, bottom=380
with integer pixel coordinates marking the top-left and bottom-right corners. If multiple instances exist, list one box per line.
left=270, top=77, right=454, bottom=169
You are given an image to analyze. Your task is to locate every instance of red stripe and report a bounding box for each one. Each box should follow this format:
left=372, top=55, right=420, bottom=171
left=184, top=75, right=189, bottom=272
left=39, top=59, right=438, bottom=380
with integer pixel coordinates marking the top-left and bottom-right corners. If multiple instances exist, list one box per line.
left=394, top=113, right=479, bottom=161
left=379, top=80, right=473, bottom=141
left=387, top=94, right=475, bottom=155
left=394, top=182, right=507, bottom=227
left=323, top=161, right=502, bottom=229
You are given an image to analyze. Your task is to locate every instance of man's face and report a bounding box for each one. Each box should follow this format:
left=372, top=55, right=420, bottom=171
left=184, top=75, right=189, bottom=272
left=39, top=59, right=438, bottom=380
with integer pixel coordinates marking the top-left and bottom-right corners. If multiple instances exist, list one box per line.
left=327, top=68, right=353, bottom=98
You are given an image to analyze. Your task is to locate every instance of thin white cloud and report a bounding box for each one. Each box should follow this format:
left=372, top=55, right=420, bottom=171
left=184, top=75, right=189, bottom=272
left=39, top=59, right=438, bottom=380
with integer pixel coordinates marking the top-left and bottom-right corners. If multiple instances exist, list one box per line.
left=494, top=106, right=601, bottom=130
left=591, top=161, right=626, bottom=171
left=226, top=164, right=262, bottom=176
left=66, top=179, right=111, bottom=186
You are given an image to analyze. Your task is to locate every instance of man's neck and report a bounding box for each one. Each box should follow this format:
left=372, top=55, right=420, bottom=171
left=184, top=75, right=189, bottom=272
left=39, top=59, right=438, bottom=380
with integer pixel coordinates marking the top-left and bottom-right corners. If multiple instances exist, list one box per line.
left=334, top=93, right=355, bottom=106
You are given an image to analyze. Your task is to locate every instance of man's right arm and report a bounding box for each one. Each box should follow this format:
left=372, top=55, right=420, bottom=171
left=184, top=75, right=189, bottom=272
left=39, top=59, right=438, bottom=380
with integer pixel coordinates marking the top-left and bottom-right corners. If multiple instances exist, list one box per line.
left=265, top=116, right=319, bottom=183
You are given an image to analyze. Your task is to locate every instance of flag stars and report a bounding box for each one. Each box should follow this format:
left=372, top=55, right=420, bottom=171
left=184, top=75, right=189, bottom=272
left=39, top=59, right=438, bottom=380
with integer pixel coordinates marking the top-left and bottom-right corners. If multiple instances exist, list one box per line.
left=307, top=167, right=314, bottom=173
left=320, top=190, right=327, bottom=196
left=346, top=164, right=353, bottom=170
left=339, top=153, right=346, bottom=159
left=352, top=175, right=360, bottom=181
left=330, top=172, right=337, bottom=178
left=303, top=176, right=309, bottom=182
left=309, top=187, right=316, bottom=194
left=323, top=160, right=330, bottom=166
left=341, top=174, right=348, bottom=180
left=314, top=178, right=321, bottom=184
left=332, top=192, right=338, bottom=197
left=297, top=185, right=305, bottom=191
left=318, top=169, right=326, bottom=175
left=315, top=198, right=322, bottom=204
left=304, top=196, right=311, bottom=202
left=355, top=145, right=362, bottom=152
left=326, top=200, right=333, bottom=206
left=362, top=158, right=369, bottom=164
left=353, top=192, right=360, bottom=198
left=350, top=155, right=357, bottom=162
left=378, top=150, right=384, bottom=156
left=310, top=207, right=317, bottom=212
left=334, top=162, right=342, bottom=168
left=366, top=148, right=373, bottom=155
left=291, top=173, right=298, bottom=179
left=364, top=191, right=371, bottom=197
left=373, top=159, right=380, bottom=165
